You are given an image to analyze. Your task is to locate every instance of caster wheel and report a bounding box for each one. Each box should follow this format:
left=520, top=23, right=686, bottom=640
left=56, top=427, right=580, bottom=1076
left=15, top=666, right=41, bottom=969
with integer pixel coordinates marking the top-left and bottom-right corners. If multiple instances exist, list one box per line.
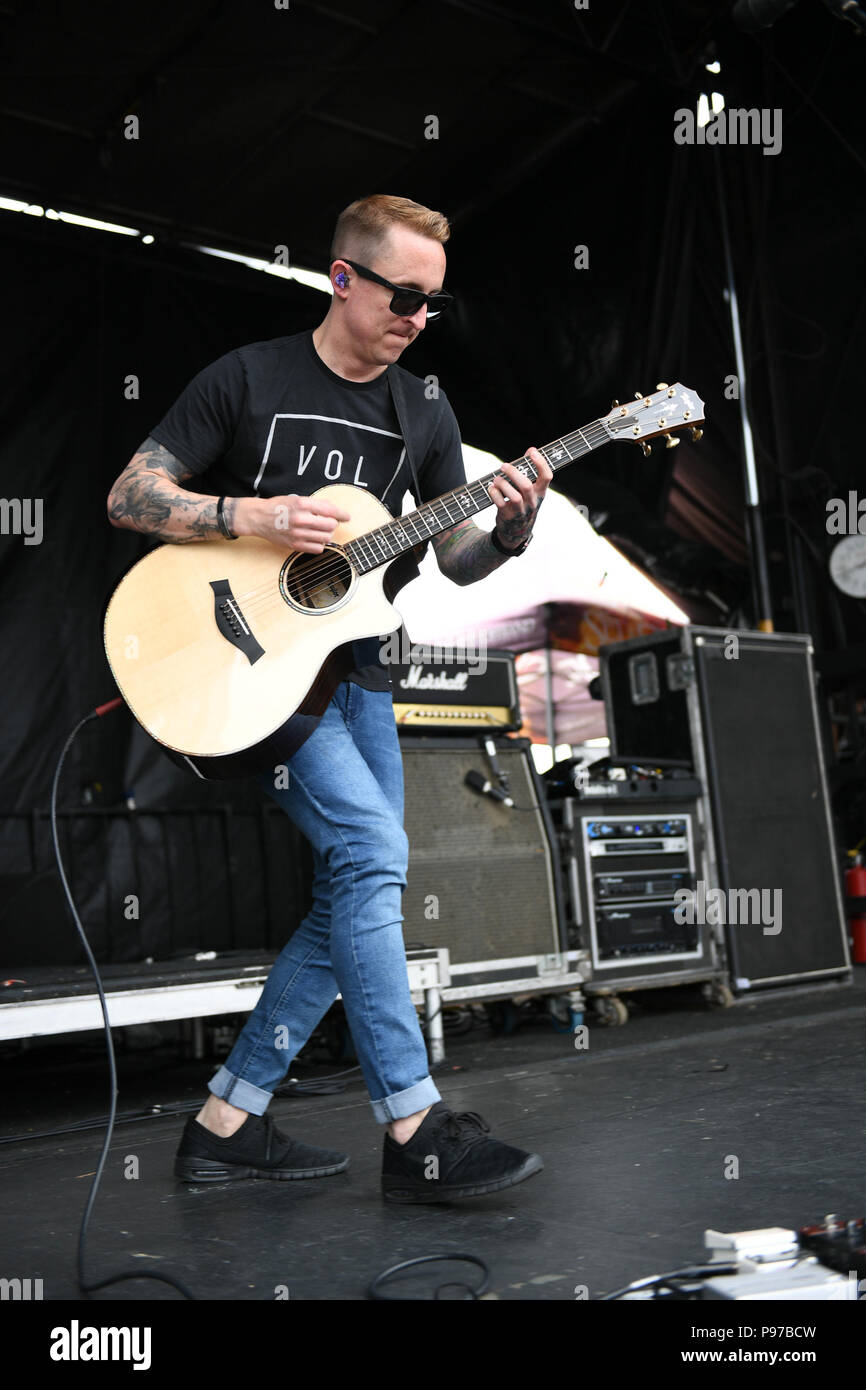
left=547, top=997, right=578, bottom=1033
left=594, top=996, right=628, bottom=1027
left=704, top=982, right=735, bottom=1009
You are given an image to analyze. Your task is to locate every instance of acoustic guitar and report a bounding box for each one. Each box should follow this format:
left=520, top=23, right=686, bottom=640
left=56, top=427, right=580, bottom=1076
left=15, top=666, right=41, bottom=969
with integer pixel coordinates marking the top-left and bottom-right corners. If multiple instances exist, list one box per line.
left=103, top=383, right=704, bottom=778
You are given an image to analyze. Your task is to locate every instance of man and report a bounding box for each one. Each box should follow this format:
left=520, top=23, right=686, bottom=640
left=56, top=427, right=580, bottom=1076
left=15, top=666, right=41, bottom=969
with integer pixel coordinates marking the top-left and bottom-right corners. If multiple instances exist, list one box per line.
left=107, top=194, right=552, bottom=1203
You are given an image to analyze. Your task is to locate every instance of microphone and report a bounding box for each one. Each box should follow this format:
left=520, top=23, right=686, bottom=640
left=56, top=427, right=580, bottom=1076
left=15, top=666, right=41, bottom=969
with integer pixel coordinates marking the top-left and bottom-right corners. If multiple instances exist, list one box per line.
left=731, top=0, right=801, bottom=30
left=464, top=770, right=514, bottom=807
left=482, top=736, right=511, bottom=796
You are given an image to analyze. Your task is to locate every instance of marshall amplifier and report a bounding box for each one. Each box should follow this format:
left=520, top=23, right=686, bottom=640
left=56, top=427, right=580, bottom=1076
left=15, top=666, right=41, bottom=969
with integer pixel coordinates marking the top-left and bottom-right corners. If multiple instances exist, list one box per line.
left=599, top=627, right=852, bottom=994
left=388, top=641, right=521, bottom=733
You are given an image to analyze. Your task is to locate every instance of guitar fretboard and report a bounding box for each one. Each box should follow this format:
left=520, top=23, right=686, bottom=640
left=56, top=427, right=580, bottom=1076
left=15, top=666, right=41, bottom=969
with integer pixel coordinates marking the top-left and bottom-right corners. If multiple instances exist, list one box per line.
left=345, top=416, right=611, bottom=573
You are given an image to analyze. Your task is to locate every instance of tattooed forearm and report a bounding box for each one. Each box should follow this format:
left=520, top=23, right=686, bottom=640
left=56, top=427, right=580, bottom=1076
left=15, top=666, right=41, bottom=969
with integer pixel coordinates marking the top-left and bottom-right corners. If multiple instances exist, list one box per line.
left=107, top=438, right=224, bottom=543
left=431, top=518, right=516, bottom=587
left=496, top=503, right=538, bottom=550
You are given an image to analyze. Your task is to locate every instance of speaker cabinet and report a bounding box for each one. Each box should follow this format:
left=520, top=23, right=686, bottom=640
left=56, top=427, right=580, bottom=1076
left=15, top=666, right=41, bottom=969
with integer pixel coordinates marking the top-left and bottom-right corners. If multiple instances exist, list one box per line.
left=599, top=628, right=851, bottom=993
left=399, top=736, right=579, bottom=1000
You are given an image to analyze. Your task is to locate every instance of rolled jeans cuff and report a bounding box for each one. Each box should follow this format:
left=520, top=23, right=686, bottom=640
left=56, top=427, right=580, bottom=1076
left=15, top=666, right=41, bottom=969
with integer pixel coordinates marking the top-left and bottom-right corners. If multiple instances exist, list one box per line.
left=208, top=1065, right=274, bottom=1116
left=371, top=1076, right=441, bottom=1125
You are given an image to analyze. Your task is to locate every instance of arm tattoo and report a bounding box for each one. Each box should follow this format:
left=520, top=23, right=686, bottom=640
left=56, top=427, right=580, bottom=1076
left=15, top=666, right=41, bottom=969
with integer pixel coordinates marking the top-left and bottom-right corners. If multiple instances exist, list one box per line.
left=432, top=519, right=510, bottom=587
left=107, top=437, right=221, bottom=543
left=433, top=498, right=541, bottom=586
left=497, top=501, right=538, bottom=549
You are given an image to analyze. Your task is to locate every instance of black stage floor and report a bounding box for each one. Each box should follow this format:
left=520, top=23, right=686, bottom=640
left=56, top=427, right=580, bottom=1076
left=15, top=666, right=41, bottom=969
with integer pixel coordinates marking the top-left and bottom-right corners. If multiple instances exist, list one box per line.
left=2, top=971, right=864, bottom=1304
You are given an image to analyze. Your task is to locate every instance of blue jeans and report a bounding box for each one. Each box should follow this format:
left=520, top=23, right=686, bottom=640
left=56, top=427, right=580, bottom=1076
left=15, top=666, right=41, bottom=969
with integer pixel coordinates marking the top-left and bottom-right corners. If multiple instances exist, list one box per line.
left=208, top=681, right=441, bottom=1124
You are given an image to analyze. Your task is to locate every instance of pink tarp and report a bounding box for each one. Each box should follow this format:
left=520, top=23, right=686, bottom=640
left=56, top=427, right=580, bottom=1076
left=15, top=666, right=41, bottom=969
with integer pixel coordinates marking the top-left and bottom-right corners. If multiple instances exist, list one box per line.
left=397, top=464, right=690, bottom=744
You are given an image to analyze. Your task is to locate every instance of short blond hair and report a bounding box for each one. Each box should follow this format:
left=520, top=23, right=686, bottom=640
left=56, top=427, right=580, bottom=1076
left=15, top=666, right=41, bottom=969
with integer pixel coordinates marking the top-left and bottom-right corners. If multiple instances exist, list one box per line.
left=330, top=194, right=450, bottom=268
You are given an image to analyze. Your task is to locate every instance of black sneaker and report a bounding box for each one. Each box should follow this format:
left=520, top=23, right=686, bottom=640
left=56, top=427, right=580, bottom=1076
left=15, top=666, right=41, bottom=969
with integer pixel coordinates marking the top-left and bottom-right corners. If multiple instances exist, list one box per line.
left=174, top=1113, right=349, bottom=1184
left=381, top=1102, right=543, bottom=1203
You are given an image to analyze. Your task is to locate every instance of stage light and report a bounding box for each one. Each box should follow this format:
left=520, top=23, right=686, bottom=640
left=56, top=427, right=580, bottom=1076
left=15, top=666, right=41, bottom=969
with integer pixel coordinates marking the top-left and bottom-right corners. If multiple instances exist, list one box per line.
left=0, top=196, right=43, bottom=215
left=191, top=243, right=332, bottom=296
left=57, top=210, right=139, bottom=235
left=1, top=191, right=333, bottom=294
left=0, top=195, right=139, bottom=236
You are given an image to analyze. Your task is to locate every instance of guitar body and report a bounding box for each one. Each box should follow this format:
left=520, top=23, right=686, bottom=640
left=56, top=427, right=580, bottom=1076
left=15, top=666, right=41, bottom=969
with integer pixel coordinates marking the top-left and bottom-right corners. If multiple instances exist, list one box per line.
left=103, top=485, right=409, bottom=779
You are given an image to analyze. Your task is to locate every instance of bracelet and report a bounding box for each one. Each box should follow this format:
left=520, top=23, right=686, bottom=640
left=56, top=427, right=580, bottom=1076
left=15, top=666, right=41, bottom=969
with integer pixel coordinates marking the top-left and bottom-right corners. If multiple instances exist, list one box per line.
left=217, top=495, right=238, bottom=540
left=490, top=525, right=532, bottom=557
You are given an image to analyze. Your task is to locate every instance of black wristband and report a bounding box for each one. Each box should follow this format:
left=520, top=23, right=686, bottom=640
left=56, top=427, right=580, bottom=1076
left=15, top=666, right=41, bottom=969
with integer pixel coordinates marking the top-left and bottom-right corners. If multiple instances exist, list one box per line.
left=490, top=525, right=532, bottom=557
left=217, top=496, right=238, bottom=540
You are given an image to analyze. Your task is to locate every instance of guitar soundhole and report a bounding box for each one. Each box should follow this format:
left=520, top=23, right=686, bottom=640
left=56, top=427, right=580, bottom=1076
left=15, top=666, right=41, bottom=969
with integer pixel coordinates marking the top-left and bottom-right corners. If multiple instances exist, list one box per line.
left=280, top=546, right=355, bottom=612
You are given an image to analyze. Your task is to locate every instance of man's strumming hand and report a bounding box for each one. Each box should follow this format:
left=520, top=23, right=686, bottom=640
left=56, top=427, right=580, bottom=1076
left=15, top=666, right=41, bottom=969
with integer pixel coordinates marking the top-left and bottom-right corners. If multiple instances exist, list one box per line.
left=233, top=494, right=352, bottom=551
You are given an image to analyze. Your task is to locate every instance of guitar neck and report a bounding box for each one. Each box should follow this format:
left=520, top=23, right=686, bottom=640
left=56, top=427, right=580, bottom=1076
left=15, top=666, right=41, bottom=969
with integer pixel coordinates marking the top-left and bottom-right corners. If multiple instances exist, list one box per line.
left=344, top=416, right=611, bottom=574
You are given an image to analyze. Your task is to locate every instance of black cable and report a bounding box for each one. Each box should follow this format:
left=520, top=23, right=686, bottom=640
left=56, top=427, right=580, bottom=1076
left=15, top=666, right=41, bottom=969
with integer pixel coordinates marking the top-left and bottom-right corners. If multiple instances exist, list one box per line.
left=597, top=1262, right=740, bottom=1300
left=0, top=1064, right=367, bottom=1145
left=0, top=1101, right=204, bottom=1145
left=50, top=702, right=194, bottom=1300
left=368, top=1253, right=490, bottom=1300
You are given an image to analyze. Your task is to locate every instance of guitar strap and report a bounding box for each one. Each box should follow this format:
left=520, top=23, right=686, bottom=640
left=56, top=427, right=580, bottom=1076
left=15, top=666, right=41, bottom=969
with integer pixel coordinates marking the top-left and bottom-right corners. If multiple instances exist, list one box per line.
left=385, top=365, right=435, bottom=563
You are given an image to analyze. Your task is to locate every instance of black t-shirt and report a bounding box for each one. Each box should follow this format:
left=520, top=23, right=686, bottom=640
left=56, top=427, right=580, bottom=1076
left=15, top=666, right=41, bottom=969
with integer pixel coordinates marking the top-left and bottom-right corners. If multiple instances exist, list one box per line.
left=149, top=330, right=466, bottom=690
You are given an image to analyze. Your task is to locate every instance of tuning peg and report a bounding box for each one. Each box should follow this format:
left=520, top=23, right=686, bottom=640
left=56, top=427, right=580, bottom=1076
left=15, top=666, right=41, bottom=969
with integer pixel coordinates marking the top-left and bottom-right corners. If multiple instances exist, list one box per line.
left=689, top=427, right=703, bottom=442
left=656, top=382, right=669, bottom=390
left=664, top=433, right=680, bottom=449
left=639, top=441, right=652, bottom=458
left=634, top=391, right=643, bottom=400
left=611, top=399, right=620, bottom=408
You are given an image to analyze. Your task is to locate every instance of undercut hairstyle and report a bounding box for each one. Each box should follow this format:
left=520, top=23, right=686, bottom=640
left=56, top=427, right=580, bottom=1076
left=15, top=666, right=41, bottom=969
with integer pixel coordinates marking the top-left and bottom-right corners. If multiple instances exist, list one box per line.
left=330, top=194, right=450, bottom=269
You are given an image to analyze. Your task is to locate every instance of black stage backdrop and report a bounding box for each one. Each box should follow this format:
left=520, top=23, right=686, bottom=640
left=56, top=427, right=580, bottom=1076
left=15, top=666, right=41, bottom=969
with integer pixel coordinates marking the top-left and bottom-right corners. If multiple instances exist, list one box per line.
left=0, top=219, right=322, bottom=964
left=2, top=10, right=865, bottom=964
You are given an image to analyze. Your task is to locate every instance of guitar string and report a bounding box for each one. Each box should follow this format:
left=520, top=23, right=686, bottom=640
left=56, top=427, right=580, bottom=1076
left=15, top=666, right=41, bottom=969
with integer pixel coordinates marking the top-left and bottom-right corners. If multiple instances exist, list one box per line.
left=227, top=410, right=678, bottom=617
left=227, top=426, right=613, bottom=613
left=221, top=397, right=679, bottom=612
left=228, top=477, right=523, bottom=616
left=125, top=404, right=686, bottom=653
left=227, top=477, right=516, bottom=613
left=224, top=436, right=612, bottom=616
left=225, top=406, right=685, bottom=615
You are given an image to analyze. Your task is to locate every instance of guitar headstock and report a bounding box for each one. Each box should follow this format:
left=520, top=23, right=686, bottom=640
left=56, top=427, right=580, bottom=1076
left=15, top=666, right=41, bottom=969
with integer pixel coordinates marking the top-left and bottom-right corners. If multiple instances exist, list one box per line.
left=602, top=383, right=705, bottom=455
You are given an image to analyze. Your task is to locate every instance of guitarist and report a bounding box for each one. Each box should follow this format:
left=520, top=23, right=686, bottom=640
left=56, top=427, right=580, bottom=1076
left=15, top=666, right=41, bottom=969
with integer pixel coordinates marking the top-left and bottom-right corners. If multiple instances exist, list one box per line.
left=107, top=193, right=552, bottom=1202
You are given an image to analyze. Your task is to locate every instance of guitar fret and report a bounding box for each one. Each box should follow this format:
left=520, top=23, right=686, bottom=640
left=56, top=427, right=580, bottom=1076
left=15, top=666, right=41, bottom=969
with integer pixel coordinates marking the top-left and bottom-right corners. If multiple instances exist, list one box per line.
left=547, top=439, right=570, bottom=466
left=366, top=532, right=390, bottom=563
left=351, top=536, right=375, bottom=571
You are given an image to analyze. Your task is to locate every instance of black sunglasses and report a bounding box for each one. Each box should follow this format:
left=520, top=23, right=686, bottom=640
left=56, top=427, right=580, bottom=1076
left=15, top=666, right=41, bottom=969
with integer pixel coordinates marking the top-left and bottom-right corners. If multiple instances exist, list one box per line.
left=342, top=259, right=453, bottom=319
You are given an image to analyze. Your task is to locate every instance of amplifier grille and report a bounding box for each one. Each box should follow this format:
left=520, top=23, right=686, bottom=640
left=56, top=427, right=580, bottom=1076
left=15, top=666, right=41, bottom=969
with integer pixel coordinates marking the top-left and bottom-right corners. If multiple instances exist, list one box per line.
left=400, top=743, right=561, bottom=965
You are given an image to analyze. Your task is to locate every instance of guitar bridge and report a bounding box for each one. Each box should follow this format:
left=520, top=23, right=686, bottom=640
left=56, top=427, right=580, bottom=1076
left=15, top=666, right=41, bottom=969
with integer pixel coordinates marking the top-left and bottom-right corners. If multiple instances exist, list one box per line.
left=210, top=579, right=264, bottom=664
